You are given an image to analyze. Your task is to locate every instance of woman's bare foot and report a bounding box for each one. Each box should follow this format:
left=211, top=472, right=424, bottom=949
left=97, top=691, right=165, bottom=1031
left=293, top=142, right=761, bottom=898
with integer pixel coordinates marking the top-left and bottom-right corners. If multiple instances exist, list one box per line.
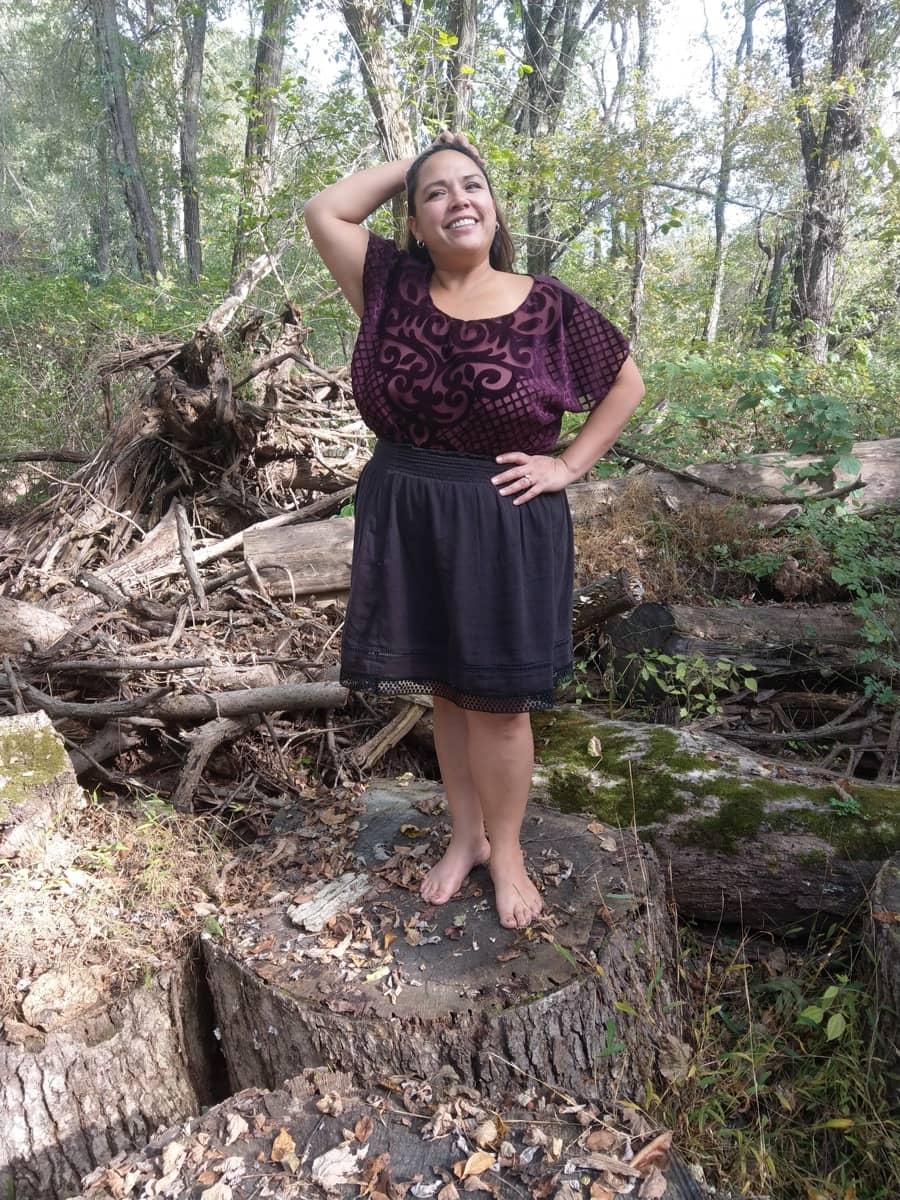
left=489, top=849, right=543, bottom=928
left=421, top=835, right=491, bottom=905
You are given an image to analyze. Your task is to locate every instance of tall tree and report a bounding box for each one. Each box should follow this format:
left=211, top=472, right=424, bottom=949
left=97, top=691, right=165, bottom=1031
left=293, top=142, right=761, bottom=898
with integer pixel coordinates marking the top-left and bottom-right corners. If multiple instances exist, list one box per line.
left=783, top=0, right=880, bottom=361
left=230, top=0, right=293, bottom=281
left=628, top=0, right=649, bottom=344
left=702, top=0, right=758, bottom=343
left=91, top=0, right=163, bottom=277
left=445, top=0, right=478, bottom=130
left=180, top=0, right=208, bottom=282
left=505, top=0, right=608, bottom=275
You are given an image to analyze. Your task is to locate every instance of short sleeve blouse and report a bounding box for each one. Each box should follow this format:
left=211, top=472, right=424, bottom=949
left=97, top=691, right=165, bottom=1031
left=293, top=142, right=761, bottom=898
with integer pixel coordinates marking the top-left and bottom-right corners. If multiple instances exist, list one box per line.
left=350, top=233, right=630, bottom=457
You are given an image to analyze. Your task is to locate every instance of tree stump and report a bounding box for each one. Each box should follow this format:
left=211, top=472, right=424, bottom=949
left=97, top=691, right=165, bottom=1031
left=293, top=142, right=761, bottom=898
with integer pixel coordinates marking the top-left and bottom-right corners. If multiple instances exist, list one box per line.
left=73, top=1069, right=711, bottom=1200
left=202, top=782, right=684, bottom=1107
left=0, top=714, right=223, bottom=1200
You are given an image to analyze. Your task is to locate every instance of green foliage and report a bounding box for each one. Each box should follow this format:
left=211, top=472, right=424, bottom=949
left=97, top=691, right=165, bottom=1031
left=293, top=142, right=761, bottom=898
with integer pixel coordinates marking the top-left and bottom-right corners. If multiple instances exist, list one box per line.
left=660, top=924, right=900, bottom=1199
left=634, top=651, right=757, bottom=720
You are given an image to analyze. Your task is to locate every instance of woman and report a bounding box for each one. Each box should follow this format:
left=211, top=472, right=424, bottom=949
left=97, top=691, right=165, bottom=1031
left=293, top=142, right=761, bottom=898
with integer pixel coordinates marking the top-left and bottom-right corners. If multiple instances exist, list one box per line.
left=305, top=132, right=644, bottom=929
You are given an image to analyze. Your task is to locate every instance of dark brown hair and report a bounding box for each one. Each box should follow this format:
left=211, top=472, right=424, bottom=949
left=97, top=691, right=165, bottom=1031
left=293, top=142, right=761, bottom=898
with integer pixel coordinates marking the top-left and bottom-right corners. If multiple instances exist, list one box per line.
left=405, top=143, right=516, bottom=273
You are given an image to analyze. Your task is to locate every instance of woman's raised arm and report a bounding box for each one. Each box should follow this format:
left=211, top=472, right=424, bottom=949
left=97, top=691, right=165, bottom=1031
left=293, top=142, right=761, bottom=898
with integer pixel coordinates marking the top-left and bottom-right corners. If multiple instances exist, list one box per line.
left=304, top=158, right=414, bottom=317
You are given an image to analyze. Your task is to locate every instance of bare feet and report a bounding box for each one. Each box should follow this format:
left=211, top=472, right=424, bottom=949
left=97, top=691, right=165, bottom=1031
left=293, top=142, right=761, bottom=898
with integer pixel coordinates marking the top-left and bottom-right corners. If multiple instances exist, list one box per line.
left=490, top=849, right=543, bottom=928
left=421, top=835, right=491, bottom=905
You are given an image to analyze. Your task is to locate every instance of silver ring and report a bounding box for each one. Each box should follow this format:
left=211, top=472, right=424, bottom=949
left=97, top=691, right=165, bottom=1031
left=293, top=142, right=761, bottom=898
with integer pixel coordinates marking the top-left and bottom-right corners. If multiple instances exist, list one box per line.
left=523, top=474, right=532, bottom=484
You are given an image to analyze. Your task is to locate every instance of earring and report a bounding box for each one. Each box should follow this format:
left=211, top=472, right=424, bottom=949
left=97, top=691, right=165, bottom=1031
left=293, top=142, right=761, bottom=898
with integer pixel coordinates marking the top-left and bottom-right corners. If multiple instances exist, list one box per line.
left=417, top=239, right=424, bottom=248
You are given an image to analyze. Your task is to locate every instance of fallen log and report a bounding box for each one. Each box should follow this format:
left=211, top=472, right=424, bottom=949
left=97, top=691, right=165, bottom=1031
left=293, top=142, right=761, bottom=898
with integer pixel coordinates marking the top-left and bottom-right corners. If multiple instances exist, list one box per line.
left=0, top=597, right=70, bottom=654
left=244, top=517, right=356, bottom=597
left=0, top=711, right=85, bottom=863
left=567, top=437, right=900, bottom=524
left=572, top=569, right=644, bottom=635
left=530, top=705, right=900, bottom=927
left=604, top=601, right=896, bottom=682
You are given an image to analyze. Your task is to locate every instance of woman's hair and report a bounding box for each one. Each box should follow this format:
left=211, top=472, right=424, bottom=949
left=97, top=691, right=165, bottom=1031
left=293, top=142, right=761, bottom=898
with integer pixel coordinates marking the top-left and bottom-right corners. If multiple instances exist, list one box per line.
left=405, top=143, right=516, bottom=273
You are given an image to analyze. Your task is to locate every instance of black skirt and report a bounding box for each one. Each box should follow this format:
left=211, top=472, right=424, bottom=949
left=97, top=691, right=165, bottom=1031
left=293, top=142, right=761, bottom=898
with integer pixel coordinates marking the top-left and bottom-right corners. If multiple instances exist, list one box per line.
left=340, top=440, right=574, bottom=713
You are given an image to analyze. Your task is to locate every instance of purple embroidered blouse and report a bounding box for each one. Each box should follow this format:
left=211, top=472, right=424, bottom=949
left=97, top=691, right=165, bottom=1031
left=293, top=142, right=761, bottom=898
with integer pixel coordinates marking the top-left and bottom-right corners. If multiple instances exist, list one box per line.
left=350, top=233, right=631, bottom=457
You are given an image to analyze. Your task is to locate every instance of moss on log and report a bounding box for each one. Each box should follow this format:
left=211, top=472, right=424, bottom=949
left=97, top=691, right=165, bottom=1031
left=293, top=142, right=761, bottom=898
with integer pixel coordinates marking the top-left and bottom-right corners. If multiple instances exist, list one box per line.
left=532, top=706, right=900, bottom=926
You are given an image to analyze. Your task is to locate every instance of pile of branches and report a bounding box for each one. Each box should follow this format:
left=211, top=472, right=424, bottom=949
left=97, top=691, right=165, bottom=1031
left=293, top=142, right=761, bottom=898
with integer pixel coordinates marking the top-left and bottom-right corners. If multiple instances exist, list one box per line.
left=0, top=247, right=406, bottom=811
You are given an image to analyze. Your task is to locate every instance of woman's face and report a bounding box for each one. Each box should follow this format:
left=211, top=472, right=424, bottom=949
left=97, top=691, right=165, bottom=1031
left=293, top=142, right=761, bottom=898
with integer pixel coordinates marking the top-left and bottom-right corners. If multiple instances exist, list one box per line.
left=409, top=151, right=496, bottom=263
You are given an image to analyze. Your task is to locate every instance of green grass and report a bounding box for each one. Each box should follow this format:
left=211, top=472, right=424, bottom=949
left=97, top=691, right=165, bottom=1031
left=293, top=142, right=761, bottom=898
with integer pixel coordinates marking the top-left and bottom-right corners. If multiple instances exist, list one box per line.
left=655, top=920, right=900, bottom=1200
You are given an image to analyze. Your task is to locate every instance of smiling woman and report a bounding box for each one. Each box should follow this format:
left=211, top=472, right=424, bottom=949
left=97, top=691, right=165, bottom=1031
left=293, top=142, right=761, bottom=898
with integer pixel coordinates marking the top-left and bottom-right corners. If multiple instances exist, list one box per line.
left=304, top=132, right=644, bottom=930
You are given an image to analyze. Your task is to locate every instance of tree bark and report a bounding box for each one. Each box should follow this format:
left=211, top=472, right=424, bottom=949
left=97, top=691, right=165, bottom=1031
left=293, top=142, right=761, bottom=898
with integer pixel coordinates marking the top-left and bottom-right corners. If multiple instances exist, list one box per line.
left=90, top=0, right=163, bottom=278
left=783, top=0, right=878, bottom=361
left=0, top=964, right=210, bottom=1200
left=180, top=0, right=207, bottom=282
left=230, top=0, right=292, bottom=281
left=445, top=0, right=477, bottom=130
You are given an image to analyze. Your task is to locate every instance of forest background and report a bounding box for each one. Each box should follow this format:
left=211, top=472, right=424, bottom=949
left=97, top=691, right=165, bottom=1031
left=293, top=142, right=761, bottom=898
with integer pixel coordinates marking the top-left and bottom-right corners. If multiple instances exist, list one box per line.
left=1, top=2, right=900, bottom=1199
left=1, top=0, right=899, bottom=467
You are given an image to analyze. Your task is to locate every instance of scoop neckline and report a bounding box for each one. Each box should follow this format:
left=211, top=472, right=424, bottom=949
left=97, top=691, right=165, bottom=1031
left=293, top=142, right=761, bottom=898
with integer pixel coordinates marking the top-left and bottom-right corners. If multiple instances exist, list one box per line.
left=425, top=271, right=538, bottom=323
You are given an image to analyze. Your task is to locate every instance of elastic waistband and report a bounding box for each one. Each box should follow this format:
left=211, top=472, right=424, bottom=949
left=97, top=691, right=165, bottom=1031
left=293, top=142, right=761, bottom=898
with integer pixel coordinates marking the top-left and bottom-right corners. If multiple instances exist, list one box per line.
left=372, top=439, right=498, bottom=481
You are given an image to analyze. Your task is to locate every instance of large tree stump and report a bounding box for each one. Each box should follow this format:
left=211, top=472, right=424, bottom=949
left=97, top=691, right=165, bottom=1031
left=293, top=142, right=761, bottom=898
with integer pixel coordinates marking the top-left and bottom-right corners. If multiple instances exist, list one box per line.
left=202, top=782, right=684, bottom=1107
left=0, top=714, right=224, bottom=1200
left=0, top=961, right=213, bottom=1200
left=531, top=707, right=900, bottom=926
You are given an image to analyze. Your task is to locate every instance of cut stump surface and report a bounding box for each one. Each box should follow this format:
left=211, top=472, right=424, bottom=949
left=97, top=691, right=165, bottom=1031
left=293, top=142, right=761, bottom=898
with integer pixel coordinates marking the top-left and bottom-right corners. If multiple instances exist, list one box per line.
left=204, top=781, right=683, bottom=1106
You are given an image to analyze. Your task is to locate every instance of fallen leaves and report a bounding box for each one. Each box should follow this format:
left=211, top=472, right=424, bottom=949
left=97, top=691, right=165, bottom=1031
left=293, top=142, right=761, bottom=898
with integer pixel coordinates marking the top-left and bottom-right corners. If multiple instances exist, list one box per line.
left=453, top=1151, right=495, bottom=1179
left=311, top=1140, right=367, bottom=1188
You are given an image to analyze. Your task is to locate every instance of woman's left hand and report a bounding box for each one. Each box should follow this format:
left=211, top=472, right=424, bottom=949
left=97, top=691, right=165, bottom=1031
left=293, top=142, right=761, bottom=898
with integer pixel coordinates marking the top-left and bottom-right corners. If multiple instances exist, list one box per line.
left=492, top=452, right=576, bottom=505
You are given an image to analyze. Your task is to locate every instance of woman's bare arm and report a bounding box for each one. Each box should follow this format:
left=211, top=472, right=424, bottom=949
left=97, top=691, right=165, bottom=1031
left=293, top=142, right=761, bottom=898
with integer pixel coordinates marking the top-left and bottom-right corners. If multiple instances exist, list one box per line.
left=304, top=158, right=414, bottom=317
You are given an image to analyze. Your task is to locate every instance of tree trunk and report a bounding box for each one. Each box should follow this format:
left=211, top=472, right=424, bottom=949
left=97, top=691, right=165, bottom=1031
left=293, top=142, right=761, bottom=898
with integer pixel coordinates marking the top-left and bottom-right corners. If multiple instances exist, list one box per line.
left=783, top=0, right=878, bottom=361
left=230, top=0, right=292, bottom=281
left=702, top=0, right=755, bottom=343
left=90, top=0, right=163, bottom=278
left=203, top=781, right=684, bottom=1105
left=529, top=707, right=900, bottom=927
left=628, top=0, right=650, bottom=345
left=180, top=0, right=207, bottom=283
left=94, top=121, right=111, bottom=277
left=756, top=227, right=792, bottom=346
left=339, top=0, right=416, bottom=240
left=445, top=0, right=477, bottom=130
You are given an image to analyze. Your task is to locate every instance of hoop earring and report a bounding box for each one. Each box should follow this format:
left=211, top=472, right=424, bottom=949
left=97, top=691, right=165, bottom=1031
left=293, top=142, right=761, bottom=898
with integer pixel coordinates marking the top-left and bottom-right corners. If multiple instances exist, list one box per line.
left=417, top=240, right=424, bottom=248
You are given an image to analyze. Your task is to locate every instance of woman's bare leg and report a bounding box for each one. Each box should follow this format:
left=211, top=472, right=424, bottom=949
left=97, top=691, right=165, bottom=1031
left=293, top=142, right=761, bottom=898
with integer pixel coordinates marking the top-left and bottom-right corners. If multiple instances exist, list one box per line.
left=465, top=710, right=543, bottom=929
left=421, top=696, right=491, bottom=904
